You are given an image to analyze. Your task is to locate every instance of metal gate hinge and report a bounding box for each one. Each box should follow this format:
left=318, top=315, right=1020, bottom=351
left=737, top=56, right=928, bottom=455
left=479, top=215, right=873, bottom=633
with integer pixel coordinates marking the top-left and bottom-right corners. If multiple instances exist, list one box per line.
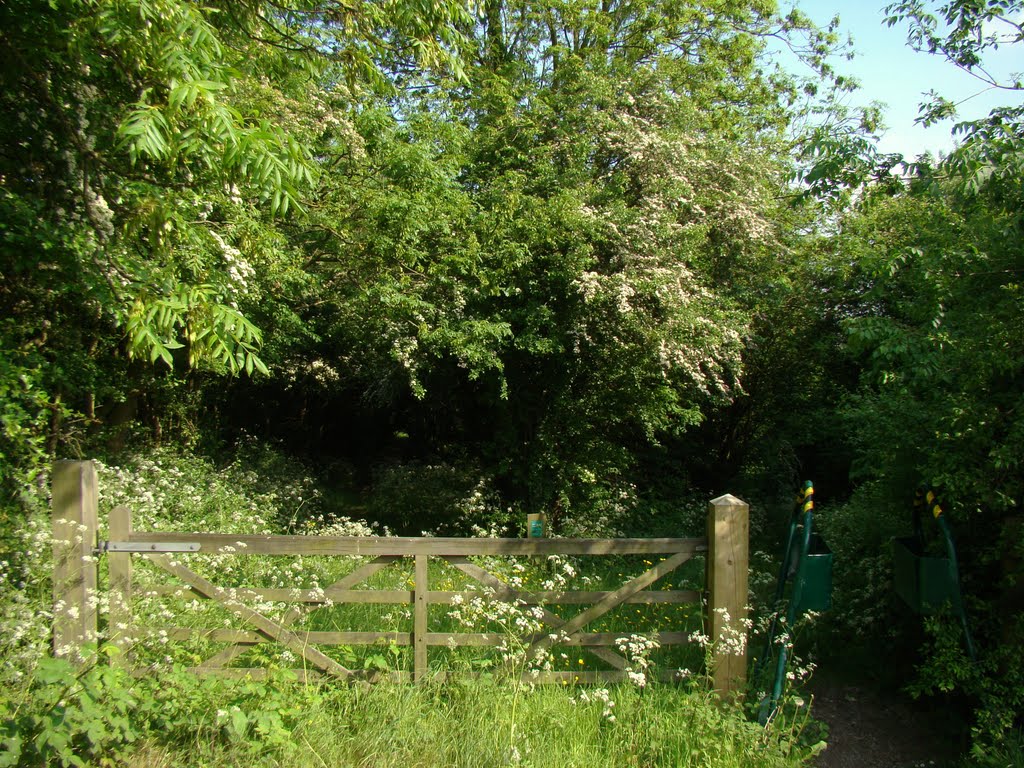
left=101, top=541, right=202, bottom=553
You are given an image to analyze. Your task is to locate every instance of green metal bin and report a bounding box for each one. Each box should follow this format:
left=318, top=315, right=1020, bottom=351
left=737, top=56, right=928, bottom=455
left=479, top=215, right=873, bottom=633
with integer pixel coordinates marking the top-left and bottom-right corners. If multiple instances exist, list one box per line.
left=893, top=536, right=959, bottom=614
left=794, top=533, right=833, bottom=613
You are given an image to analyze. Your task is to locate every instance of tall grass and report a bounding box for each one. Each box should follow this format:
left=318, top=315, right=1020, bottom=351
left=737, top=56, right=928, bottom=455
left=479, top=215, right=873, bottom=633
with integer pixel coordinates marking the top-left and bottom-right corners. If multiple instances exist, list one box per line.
left=115, top=673, right=813, bottom=768
left=280, top=679, right=810, bottom=768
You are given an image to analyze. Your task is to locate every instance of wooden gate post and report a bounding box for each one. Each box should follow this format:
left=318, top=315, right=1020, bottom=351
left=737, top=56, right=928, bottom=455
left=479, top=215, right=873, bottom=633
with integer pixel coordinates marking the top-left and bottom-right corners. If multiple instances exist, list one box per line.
left=413, top=554, right=428, bottom=682
left=52, top=460, right=99, bottom=661
left=108, top=505, right=133, bottom=664
left=706, top=493, right=749, bottom=697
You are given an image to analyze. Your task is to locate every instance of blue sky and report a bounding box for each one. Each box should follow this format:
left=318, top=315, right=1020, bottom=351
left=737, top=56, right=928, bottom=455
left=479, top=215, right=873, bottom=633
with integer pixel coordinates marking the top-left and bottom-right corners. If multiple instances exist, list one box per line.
left=788, top=1, right=1024, bottom=158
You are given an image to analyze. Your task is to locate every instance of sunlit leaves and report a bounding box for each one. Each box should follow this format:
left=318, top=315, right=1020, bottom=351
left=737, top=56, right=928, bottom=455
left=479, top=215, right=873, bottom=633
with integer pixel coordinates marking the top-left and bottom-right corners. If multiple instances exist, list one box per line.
left=885, top=0, right=1024, bottom=80
left=126, top=286, right=269, bottom=376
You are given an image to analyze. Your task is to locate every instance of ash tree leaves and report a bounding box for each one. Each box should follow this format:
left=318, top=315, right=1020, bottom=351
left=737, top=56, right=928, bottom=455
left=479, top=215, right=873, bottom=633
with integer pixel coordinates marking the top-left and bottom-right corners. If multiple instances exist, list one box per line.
left=884, top=0, right=1024, bottom=185
left=92, top=0, right=318, bottom=370
left=884, top=0, right=1024, bottom=80
left=99, top=0, right=317, bottom=214
left=125, top=287, right=269, bottom=375
left=1, top=0, right=471, bottom=383
left=0, top=0, right=470, bottom=403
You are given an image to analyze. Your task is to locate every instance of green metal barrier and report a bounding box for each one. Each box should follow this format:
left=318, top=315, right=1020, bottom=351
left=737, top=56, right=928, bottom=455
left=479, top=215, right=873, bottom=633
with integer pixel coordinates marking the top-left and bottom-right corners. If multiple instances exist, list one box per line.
left=893, top=486, right=976, bottom=661
left=758, top=481, right=832, bottom=724
left=794, top=532, right=833, bottom=613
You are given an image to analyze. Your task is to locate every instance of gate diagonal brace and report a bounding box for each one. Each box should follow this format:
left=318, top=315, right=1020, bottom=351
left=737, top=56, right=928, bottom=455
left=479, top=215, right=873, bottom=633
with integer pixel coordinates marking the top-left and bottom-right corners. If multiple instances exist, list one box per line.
left=448, top=558, right=628, bottom=669
left=444, top=556, right=676, bottom=672
left=194, top=555, right=402, bottom=670
left=520, top=549, right=692, bottom=665
left=148, top=554, right=353, bottom=679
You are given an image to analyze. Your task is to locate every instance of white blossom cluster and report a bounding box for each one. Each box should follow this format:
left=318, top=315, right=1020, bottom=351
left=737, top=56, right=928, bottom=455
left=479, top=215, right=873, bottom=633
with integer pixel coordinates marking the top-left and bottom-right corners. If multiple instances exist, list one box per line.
left=710, top=607, right=752, bottom=657
left=686, top=605, right=754, bottom=665
left=210, top=231, right=255, bottom=295
left=564, top=100, right=769, bottom=404
left=615, top=632, right=661, bottom=688
left=446, top=555, right=581, bottom=674
left=573, top=687, right=617, bottom=722
left=0, top=516, right=61, bottom=679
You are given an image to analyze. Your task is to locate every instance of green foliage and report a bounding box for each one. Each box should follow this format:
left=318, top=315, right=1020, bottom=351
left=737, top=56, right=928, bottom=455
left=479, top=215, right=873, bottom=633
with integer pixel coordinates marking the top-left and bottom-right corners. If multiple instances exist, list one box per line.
left=823, top=8, right=1024, bottom=737
left=0, top=663, right=816, bottom=768
left=814, top=488, right=904, bottom=647
left=834, top=215, right=1022, bottom=739
left=907, top=612, right=1024, bottom=741
left=1, top=0, right=870, bottom=530
left=0, top=0, right=471, bottom=498
left=0, top=655, right=316, bottom=768
left=367, top=461, right=504, bottom=535
left=144, top=666, right=309, bottom=758
left=291, top=681, right=814, bottom=768
left=94, top=441, right=330, bottom=538
left=0, top=353, right=53, bottom=503
left=962, top=730, right=1024, bottom=768
left=125, top=286, right=269, bottom=375
left=270, top=0, right=857, bottom=522
left=0, top=652, right=140, bottom=768
left=885, top=0, right=1024, bottom=89
left=839, top=172, right=1023, bottom=514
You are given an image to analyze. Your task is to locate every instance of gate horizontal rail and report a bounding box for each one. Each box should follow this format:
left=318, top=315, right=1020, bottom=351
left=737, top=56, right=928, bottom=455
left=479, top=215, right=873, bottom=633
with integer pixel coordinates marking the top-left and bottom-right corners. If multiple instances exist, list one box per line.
left=145, top=628, right=695, bottom=647
left=140, top=585, right=702, bottom=604
left=108, top=533, right=706, bottom=556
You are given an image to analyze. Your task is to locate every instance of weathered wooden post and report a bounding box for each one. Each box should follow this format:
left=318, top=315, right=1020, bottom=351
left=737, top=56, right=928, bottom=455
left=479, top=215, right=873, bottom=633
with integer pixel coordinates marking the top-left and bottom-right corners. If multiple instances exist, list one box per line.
left=413, top=554, right=428, bottom=682
left=706, top=493, right=749, bottom=697
left=51, top=460, right=99, bottom=661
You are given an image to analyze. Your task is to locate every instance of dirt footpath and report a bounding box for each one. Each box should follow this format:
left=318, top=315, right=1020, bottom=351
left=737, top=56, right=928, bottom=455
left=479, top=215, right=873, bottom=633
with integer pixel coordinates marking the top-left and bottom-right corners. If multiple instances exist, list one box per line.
left=809, top=683, right=964, bottom=768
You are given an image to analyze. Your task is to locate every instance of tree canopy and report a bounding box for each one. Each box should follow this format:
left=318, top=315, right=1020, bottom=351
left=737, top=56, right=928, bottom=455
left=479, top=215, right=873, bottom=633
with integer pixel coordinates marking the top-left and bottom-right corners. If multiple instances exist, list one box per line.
left=1, top=0, right=1021, bottom=748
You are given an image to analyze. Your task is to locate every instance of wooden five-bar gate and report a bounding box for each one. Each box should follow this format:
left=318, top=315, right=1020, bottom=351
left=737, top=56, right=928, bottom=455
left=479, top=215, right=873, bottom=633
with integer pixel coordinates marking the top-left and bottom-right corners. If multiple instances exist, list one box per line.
left=51, top=461, right=749, bottom=693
